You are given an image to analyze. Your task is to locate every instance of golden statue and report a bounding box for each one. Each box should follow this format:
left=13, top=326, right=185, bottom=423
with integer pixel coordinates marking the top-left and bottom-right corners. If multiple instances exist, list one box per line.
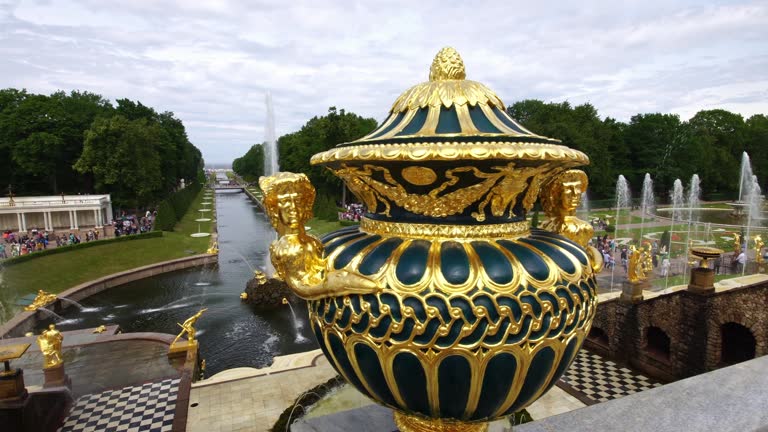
left=24, top=290, right=58, bottom=311
left=733, top=232, right=742, bottom=254
left=253, top=270, right=268, bottom=285
left=37, top=324, right=63, bottom=369
left=92, top=325, right=107, bottom=334
left=628, top=246, right=648, bottom=283
left=239, top=292, right=248, bottom=300
left=642, top=242, right=654, bottom=273
left=259, top=172, right=382, bottom=300
left=755, top=235, right=764, bottom=264
left=540, top=169, right=602, bottom=272
left=206, top=241, right=218, bottom=254
left=172, top=308, right=207, bottom=346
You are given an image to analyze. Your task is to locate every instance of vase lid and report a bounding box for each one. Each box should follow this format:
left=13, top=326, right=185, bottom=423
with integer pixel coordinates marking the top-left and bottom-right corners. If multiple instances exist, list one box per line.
left=311, top=47, right=588, bottom=167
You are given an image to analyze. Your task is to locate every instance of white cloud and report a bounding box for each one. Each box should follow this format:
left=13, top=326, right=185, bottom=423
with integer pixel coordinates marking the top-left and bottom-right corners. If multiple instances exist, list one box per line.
left=0, top=0, right=766, bottom=163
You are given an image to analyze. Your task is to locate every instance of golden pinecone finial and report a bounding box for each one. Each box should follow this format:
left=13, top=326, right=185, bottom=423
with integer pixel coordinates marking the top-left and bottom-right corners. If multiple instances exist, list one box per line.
left=429, top=47, right=466, bottom=81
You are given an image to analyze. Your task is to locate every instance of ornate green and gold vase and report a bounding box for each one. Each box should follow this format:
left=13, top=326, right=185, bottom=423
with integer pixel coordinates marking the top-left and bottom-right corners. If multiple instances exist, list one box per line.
left=260, top=47, right=599, bottom=432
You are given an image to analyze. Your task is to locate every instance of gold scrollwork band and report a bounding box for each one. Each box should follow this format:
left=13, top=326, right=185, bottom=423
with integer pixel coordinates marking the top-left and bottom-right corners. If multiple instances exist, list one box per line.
left=360, top=217, right=530, bottom=240
left=310, top=142, right=589, bottom=166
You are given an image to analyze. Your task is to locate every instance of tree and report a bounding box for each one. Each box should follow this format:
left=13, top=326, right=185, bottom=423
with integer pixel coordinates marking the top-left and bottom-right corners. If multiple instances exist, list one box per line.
left=679, top=110, right=745, bottom=198
left=232, top=144, right=265, bottom=182
left=75, top=115, right=164, bottom=208
left=623, top=113, right=683, bottom=197
left=744, top=114, right=768, bottom=186
left=507, top=100, right=617, bottom=198
left=276, top=107, right=377, bottom=198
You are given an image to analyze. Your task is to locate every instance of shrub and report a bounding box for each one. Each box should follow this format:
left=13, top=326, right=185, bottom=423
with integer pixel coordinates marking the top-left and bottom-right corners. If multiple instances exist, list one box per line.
left=604, top=224, right=616, bottom=233
left=153, top=200, right=177, bottom=231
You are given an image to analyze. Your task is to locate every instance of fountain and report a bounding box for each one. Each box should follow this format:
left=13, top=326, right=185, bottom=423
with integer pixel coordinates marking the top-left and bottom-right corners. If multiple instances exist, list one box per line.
left=263, top=92, right=280, bottom=277
left=739, top=152, right=752, bottom=204
left=683, top=175, right=702, bottom=281
left=670, top=179, right=684, bottom=221
left=639, top=173, right=655, bottom=243
left=282, top=298, right=309, bottom=343
left=264, top=92, right=279, bottom=177
left=611, top=175, right=631, bottom=290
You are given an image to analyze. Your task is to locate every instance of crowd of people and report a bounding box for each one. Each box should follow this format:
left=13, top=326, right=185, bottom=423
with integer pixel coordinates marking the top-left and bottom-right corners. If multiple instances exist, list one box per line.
left=0, top=210, right=156, bottom=259
left=338, top=203, right=365, bottom=222
left=111, top=210, right=155, bottom=236
left=1, top=228, right=101, bottom=258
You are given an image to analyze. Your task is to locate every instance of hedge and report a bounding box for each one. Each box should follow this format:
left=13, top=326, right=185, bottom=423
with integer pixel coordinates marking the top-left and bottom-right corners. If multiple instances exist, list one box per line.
left=153, top=182, right=203, bottom=232
left=2, top=231, right=163, bottom=267
left=153, top=200, right=177, bottom=231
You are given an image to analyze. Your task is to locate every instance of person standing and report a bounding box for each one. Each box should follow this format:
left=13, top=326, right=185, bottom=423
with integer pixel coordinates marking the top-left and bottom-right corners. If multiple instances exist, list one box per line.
left=736, top=250, right=747, bottom=273
left=661, top=256, right=670, bottom=276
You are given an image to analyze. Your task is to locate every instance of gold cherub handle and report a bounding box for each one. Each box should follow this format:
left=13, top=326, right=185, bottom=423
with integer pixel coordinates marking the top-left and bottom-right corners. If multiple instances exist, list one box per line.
left=259, top=172, right=383, bottom=301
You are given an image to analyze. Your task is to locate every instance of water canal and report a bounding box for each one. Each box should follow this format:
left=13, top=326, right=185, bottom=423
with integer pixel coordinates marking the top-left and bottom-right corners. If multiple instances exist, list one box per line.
left=34, top=189, right=316, bottom=375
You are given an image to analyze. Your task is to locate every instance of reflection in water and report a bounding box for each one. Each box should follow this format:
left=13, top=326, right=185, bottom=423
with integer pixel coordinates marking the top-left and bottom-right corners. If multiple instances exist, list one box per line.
left=34, top=190, right=317, bottom=375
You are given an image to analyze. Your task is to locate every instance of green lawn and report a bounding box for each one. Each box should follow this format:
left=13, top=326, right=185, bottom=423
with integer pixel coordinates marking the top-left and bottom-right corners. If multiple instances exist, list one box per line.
left=0, top=188, right=214, bottom=323
left=306, top=218, right=345, bottom=236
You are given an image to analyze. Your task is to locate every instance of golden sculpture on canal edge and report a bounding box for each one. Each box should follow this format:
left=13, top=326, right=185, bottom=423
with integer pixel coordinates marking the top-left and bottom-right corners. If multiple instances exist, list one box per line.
left=24, top=290, right=58, bottom=312
left=37, top=324, right=63, bottom=369
left=263, top=48, right=598, bottom=432
left=172, top=308, right=207, bottom=346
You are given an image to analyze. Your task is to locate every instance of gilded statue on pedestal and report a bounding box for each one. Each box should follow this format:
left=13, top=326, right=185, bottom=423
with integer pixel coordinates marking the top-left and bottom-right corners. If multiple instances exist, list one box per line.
left=259, top=172, right=381, bottom=300
left=37, top=324, right=63, bottom=369
left=172, top=308, right=207, bottom=346
left=24, top=290, right=58, bottom=311
left=628, top=245, right=648, bottom=283
left=733, top=232, right=742, bottom=254
left=754, top=235, right=764, bottom=264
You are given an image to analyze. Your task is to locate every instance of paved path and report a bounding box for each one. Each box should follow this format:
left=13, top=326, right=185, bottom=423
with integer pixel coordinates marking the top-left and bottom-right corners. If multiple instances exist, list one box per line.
left=187, top=350, right=337, bottom=432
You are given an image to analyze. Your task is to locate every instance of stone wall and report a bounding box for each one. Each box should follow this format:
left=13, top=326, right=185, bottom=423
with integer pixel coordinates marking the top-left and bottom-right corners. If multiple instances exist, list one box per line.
left=585, top=279, right=768, bottom=381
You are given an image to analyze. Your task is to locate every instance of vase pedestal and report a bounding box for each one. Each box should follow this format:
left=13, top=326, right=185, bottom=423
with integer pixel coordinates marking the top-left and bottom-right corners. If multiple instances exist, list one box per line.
left=394, top=411, right=488, bottom=432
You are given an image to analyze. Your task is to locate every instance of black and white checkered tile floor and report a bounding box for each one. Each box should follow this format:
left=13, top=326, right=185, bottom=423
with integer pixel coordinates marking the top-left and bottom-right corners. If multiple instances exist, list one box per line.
left=59, top=378, right=179, bottom=432
left=558, top=350, right=662, bottom=405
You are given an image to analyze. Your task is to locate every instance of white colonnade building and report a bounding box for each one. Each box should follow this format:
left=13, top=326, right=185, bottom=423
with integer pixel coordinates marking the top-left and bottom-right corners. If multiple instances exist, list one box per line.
left=0, top=194, right=113, bottom=232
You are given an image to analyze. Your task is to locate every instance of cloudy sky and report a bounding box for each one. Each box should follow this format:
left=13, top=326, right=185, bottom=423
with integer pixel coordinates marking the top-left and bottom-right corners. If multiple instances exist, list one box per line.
left=1, top=0, right=767, bottom=164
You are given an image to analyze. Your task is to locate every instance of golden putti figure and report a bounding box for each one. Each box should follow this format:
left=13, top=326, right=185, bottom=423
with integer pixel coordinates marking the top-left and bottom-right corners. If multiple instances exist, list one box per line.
left=262, top=47, right=599, bottom=432
left=37, top=324, right=64, bottom=369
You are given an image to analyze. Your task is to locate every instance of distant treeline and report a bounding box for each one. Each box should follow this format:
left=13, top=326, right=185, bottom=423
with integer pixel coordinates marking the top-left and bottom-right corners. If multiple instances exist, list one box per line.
left=0, top=88, right=204, bottom=208
left=234, top=102, right=767, bottom=202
